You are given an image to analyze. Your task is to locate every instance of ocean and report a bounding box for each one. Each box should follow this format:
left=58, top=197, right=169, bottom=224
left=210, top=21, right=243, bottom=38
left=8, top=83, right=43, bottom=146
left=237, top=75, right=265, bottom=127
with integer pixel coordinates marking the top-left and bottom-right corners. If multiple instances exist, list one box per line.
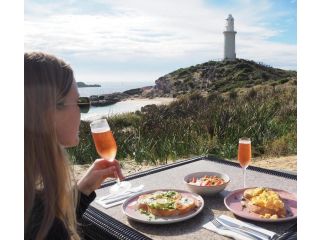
left=78, top=81, right=154, bottom=97
left=78, top=81, right=174, bottom=121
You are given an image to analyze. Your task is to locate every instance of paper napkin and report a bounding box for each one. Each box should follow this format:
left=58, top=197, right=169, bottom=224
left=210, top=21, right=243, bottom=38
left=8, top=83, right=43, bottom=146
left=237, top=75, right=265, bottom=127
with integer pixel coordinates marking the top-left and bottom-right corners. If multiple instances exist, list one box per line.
left=203, top=215, right=276, bottom=240
left=95, top=185, right=144, bottom=209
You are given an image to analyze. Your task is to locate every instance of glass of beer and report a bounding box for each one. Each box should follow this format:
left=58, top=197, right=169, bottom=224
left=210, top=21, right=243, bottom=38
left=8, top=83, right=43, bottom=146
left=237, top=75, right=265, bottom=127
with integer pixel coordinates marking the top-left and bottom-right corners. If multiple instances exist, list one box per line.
left=90, top=118, right=131, bottom=194
left=237, top=137, right=251, bottom=188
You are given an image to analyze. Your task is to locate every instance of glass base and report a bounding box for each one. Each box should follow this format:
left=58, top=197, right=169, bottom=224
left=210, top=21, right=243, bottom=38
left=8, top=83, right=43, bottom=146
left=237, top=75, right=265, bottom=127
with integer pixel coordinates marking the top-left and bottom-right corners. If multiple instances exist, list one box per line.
left=109, top=181, right=132, bottom=194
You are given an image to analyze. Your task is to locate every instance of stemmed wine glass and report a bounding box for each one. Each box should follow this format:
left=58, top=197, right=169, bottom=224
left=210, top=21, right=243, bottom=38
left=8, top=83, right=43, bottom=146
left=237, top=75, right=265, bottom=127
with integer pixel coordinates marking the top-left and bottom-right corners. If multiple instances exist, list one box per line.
left=90, top=118, right=131, bottom=194
left=237, top=137, right=251, bottom=188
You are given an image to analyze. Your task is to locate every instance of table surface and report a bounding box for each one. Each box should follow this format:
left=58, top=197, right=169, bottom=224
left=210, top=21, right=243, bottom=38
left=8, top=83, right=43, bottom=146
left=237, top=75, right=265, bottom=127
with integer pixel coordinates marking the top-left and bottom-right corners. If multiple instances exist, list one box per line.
left=85, top=156, right=297, bottom=240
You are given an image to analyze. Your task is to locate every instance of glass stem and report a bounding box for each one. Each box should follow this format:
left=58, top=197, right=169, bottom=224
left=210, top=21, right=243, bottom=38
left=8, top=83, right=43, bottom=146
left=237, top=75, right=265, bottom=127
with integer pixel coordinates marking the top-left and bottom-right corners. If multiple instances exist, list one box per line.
left=243, top=167, right=246, bottom=188
left=114, top=171, right=120, bottom=184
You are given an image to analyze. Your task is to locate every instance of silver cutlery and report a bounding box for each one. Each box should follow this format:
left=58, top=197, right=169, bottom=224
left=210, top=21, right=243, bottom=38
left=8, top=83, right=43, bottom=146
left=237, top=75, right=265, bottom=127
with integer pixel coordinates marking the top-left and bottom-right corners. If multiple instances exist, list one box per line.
left=217, top=217, right=272, bottom=240
left=211, top=218, right=264, bottom=240
left=99, top=198, right=128, bottom=208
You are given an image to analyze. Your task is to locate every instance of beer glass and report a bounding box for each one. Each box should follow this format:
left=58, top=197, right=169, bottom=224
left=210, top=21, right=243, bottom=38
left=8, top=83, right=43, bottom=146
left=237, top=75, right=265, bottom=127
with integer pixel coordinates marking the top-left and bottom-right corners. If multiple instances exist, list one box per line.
left=90, top=118, right=131, bottom=193
left=237, top=138, right=251, bottom=188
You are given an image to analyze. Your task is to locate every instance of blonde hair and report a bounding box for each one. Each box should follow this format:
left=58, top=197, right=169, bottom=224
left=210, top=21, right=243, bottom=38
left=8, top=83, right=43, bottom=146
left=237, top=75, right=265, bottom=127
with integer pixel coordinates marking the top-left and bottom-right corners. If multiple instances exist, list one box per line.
left=24, top=52, right=79, bottom=240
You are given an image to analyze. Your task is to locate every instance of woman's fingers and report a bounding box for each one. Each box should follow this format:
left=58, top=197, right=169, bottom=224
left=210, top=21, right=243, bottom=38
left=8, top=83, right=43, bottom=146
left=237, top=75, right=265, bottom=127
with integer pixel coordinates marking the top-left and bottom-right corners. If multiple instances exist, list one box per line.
left=93, top=158, right=112, bottom=168
left=97, top=166, right=117, bottom=179
left=93, top=158, right=125, bottom=181
left=115, top=165, right=125, bottom=181
left=94, top=159, right=125, bottom=178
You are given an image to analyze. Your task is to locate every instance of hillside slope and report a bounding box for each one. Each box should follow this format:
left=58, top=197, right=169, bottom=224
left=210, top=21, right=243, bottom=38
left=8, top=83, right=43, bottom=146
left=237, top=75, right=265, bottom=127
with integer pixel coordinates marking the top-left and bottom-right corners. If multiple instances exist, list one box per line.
left=146, top=59, right=296, bottom=97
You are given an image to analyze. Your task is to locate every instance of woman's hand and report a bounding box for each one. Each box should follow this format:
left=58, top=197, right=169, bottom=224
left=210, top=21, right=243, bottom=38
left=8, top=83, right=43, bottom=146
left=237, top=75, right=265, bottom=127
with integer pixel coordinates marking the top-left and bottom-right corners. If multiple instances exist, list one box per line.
left=77, top=158, right=125, bottom=196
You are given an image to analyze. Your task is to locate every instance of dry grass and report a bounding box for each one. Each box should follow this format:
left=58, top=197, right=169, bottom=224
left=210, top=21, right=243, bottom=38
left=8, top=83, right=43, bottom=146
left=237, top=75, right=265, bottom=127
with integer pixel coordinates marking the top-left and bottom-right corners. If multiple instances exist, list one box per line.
left=250, top=155, right=297, bottom=172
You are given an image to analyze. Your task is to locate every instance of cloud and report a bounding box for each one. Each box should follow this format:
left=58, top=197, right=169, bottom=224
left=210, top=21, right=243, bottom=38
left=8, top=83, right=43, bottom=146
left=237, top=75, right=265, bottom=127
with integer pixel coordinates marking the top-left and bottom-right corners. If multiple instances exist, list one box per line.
left=25, top=0, right=296, bottom=82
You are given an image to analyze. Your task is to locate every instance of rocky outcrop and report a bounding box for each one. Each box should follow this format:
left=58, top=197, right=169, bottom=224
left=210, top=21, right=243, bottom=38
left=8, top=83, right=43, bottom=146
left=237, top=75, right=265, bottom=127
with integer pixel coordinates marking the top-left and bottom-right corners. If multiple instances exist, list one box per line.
left=88, top=86, right=155, bottom=106
left=155, top=76, right=172, bottom=94
left=77, top=82, right=101, bottom=88
left=89, top=92, right=128, bottom=106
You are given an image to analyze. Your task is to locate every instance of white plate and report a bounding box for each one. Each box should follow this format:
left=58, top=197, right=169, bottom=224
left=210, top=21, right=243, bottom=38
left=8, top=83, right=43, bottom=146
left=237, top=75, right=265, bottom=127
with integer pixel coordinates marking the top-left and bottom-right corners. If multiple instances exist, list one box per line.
left=122, top=189, right=204, bottom=224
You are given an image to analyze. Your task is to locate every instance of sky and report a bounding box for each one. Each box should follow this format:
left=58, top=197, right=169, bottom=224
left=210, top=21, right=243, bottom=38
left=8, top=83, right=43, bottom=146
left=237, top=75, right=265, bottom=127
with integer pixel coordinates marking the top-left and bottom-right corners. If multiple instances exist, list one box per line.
left=24, top=0, right=297, bottom=84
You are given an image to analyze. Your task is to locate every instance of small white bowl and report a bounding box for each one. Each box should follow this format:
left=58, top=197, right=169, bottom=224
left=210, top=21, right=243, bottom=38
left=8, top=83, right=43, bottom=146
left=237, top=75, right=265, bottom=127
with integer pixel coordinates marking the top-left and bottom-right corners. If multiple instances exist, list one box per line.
left=184, top=171, right=230, bottom=196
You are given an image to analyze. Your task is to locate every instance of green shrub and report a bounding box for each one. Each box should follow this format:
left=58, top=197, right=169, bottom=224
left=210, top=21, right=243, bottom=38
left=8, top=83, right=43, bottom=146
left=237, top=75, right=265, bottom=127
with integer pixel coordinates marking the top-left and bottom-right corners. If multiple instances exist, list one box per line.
left=69, top=87, right=296, bottom=165
left=261, top=72, right=269, bottom=80
left=279, top=78, right=289, bottom=84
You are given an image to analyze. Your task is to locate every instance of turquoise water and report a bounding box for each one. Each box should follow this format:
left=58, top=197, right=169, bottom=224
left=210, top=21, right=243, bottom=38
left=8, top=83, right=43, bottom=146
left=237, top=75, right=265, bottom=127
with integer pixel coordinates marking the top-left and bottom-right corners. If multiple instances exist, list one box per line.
left=78, top=81, right=173, bottom=121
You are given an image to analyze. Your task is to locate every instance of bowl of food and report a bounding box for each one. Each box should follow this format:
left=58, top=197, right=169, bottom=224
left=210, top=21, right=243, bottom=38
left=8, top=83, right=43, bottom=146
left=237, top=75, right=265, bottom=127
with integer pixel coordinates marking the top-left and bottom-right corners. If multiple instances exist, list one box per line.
left=184, top=172, right=230, bottom=196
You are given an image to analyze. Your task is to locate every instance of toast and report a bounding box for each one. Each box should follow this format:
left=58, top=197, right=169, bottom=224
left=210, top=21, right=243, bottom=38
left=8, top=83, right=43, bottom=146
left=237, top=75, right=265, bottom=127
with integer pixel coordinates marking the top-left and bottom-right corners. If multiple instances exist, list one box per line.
left=175, top=197, right=197, bottom=215
left=137, top=193, right=155, bottom=211
left=137, top=191, right=198, bottom=217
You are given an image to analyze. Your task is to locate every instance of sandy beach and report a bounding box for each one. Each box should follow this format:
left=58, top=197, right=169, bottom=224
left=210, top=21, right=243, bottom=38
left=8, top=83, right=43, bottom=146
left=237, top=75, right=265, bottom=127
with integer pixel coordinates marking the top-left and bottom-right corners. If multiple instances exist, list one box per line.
left=124, top=97, right=176, bottom=105
left=81, top=97, right=177, bottom=121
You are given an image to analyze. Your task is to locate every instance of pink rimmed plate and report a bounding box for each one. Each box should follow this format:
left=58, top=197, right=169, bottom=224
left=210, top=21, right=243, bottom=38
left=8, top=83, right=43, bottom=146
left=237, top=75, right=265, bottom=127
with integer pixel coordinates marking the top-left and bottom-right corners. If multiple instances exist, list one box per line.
left=122, top=189, right=204, bottom=224
left=224, top=188, right=297, bottom=222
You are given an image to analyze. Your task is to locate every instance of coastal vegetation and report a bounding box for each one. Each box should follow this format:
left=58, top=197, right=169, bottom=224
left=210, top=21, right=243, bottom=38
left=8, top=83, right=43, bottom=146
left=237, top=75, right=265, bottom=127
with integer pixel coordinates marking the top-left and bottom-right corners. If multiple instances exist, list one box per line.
left=68, top=59, right=296, bottom=165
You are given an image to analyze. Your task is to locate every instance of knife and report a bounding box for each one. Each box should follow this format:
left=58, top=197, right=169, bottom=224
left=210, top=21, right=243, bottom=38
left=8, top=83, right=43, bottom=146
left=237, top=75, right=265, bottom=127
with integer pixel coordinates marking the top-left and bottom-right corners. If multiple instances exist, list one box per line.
left=100, top=199, right=128, bottom=208
left=217, top=217, right=273, bottom=240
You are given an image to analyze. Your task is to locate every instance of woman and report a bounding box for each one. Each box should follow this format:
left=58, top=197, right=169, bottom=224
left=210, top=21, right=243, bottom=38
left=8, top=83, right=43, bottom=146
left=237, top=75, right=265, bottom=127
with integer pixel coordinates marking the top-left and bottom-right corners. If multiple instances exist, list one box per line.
left=24, top=52, right=124, bottom=240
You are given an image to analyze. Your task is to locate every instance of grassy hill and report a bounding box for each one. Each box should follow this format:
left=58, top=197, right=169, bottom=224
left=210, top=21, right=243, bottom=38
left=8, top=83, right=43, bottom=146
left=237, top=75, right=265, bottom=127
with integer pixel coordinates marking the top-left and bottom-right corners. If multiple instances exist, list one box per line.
left=151, top=58, right=296, bottom=96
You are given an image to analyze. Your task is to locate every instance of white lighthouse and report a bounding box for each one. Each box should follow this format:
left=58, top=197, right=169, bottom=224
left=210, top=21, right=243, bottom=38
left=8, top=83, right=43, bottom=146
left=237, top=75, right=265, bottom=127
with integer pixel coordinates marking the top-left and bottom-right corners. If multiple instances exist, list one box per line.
left=223, top=14, right=237, bottom=60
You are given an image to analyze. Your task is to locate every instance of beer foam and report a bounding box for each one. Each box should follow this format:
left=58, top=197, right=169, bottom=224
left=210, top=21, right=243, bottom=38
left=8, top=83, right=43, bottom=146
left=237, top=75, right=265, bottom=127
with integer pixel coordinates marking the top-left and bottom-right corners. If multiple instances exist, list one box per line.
left=91, top=126, right=110, bottom=133
left=239, top=139, right=251, bottom=144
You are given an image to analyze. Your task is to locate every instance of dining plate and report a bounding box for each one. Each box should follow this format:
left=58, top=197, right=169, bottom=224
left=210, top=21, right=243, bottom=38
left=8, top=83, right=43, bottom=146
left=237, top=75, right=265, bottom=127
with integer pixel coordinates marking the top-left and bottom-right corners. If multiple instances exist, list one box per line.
left=224, top=188, right=297, bottom=222
left=122, top=189, right=204, bottom=224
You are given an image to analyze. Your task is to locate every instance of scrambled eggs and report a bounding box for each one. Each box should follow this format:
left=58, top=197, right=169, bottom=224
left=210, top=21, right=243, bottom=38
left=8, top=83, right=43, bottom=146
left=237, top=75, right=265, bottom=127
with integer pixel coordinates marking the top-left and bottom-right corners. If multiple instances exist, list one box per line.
left=244, top=188, right=286, bottom=219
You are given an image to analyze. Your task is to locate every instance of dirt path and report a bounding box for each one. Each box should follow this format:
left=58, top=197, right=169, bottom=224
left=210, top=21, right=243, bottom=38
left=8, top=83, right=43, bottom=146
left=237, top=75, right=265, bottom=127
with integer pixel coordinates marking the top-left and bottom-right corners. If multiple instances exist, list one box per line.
left=250, top=155, right=296, bottom=172
left=72, top=155, right=296, bottom=182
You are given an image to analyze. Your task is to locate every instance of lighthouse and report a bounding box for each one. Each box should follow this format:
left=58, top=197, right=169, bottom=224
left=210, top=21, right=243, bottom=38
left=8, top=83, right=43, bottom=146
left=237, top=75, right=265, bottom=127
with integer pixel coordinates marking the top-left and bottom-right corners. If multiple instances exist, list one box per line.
left=223, top=14, right=237, bottom=60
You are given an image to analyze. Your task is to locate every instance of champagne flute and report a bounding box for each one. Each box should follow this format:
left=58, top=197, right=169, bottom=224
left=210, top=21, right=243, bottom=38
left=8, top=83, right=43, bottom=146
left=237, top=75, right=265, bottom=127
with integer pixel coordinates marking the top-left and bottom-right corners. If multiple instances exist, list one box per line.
left=237, top=138, right=251, bottom=188
left=90, top=118, right=131, bottom=194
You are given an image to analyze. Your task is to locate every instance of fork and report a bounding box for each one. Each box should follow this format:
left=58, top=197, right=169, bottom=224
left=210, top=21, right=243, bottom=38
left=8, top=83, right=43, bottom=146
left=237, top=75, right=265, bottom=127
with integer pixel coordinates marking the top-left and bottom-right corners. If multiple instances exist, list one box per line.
left=211, top=218, right=264, bottom=240
left=215, top=217, right=273, bottom=240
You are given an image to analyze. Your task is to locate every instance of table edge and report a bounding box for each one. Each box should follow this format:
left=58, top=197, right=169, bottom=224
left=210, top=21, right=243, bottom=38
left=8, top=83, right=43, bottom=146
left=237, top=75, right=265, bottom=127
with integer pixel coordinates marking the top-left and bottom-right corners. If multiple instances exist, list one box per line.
left=101, top=155, right=296, bottom=188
